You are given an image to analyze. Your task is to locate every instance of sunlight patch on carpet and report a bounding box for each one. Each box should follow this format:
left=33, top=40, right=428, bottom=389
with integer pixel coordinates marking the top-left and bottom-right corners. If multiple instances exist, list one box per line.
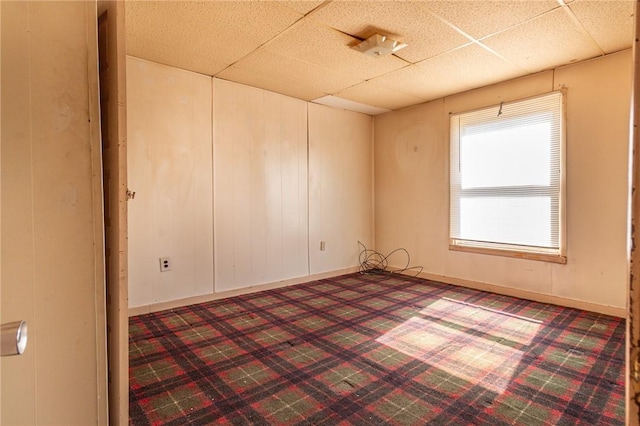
left=377, top=298, right=542, bottom=394
left=421, top=298, right=542, bottom=345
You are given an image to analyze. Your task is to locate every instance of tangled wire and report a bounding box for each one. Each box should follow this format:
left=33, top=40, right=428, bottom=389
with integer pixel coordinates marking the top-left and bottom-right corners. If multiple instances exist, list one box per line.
left=357, top=241, right=423, bottom=277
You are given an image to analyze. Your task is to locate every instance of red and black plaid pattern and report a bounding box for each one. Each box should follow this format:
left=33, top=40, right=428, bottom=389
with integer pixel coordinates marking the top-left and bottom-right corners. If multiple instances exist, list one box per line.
left=129, top=273, right=625, bottom=425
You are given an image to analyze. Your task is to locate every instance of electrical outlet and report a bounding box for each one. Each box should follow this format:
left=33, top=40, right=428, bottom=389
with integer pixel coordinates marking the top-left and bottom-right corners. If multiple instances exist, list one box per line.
left=320, top=241, right=326, bottom=251
left=159, top=257, right=171, bottom=272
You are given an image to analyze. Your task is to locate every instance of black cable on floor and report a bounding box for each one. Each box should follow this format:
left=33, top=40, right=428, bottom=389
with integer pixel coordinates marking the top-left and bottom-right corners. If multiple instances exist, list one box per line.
left=357, top=241, right=423, bottom=278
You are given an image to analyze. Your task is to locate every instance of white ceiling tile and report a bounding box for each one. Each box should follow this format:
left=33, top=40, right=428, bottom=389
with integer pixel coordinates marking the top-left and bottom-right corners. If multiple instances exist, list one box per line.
left=308, top=1, right=470, bottom=63
left=126, top=35, right=231, bottom=76
left=370, top=64, right=470, bottom=102
left=217, top=48, right=362, bottom=98
left=278, top=0, right=326, bottom=15
left=311, top=95, right=391, bottom=116
left=335, top=81, right=427, bottom=110
left=415, top=43, right=526, bottom=93
left=482, top=8, right=602, bottom=73
left=215, top=69, right=325, bottom=101
left=423, top=1, right=559, bottom=40
left=126, top=1, right=303, bottom=71
left=568, top=0, right=634, bottom=54
left=266, top=19, right=407, bottom=81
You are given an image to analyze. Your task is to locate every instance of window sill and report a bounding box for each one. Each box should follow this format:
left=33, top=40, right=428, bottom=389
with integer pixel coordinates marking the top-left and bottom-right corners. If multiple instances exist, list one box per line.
left=449, top=243, right=567, bottom=264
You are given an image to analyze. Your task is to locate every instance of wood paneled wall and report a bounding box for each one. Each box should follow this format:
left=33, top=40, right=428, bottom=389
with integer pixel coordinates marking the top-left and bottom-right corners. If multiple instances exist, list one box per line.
left=214, top=79, right=310, bottom=292
left=127, top=60, right=374, bottom=307
left=308, top=103, right=374, bottom=274
left=127, top=57, right=214, bottom=307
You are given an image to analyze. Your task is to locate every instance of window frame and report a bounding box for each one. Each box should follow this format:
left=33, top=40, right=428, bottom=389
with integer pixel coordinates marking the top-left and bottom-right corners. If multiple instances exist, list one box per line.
left=449, top=91, right=567, bottom=264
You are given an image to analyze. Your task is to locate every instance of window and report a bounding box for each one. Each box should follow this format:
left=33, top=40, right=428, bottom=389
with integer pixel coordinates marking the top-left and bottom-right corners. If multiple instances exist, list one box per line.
left=449, top=91, right=565, bottom=263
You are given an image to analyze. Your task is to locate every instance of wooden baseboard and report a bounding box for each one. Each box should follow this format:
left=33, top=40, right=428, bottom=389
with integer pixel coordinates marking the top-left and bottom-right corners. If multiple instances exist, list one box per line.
left=129, top=267, right=626, bottom=319
left=405, top=270, right=626, bottom=318
left=128, top=267, right=360, bottom=317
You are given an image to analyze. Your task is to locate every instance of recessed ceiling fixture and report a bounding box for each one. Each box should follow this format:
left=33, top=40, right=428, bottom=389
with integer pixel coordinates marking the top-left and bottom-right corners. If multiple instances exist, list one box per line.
left=352, top=34, right=407, bottom=58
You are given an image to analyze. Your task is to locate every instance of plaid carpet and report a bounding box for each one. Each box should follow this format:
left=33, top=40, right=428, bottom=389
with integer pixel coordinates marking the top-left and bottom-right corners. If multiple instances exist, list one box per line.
left=129, top=273, right=625, bottom=425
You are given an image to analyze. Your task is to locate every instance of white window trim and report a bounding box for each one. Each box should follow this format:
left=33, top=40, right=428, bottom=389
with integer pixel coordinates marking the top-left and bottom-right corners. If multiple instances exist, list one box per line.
left=449, top=91, right=567, bottom=264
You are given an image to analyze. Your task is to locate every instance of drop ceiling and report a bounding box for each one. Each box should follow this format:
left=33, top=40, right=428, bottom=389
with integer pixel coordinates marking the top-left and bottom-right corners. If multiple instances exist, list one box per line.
left=126, top=0, right=634, bottom=115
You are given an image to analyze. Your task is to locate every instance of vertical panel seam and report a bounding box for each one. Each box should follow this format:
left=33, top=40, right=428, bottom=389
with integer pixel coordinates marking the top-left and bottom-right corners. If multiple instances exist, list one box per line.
left=306, top=102, right=310, bottom=276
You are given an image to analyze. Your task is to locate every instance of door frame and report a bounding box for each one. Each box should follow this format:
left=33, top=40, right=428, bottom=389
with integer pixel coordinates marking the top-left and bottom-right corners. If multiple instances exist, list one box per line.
left=97, top=1, right=128, bottom=424
left=629, top=2, right=640, bottom=425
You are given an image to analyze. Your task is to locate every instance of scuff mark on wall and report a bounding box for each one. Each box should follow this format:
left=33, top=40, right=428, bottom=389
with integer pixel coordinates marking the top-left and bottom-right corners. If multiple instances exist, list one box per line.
left=53, top=98, right=74, bottom=132
left=59, top=184, right=78, bottom=213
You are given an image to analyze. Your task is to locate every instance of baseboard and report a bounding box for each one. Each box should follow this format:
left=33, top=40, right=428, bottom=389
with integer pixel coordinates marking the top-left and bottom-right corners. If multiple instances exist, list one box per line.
left=129, top=267, right=627, bottom=319
left=128, top=267, right=360, bottom=317
left=405, top=270, right=626, bottom=318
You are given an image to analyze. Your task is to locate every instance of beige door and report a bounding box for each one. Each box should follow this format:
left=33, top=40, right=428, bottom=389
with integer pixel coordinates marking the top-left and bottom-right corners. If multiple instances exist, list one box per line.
left=0, top=2, right=107, bottom=425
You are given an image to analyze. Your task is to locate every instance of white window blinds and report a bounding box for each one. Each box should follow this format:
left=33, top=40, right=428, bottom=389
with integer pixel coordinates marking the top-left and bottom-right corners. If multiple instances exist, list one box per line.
left=450, top=91, right=564, bottom=255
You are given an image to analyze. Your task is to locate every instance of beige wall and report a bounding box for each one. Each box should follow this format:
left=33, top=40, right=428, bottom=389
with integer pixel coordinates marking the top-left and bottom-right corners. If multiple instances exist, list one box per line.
left=375, top=50, right=631, bottom=310
left=127, top=64, right=374, bottom=306
left=1, top=1, right=107, bottom=424
left=309, top=103, right=374, bottom=274
left=127, top=57, right=214, bottom=307
left=214, top=79, right=309, bottom=291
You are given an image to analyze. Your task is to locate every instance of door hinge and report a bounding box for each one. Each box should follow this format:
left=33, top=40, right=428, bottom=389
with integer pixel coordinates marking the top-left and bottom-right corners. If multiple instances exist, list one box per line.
left=126, top=189, right=136, bottom=200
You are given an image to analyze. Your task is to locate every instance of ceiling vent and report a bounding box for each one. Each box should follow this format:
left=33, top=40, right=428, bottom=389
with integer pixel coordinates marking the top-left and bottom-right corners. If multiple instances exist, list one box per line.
left=352, top=34, right=407, bottom=58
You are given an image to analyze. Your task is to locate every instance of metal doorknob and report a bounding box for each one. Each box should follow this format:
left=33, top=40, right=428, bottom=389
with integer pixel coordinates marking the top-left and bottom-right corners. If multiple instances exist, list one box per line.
left=1, top=321, right=27, bottom=356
